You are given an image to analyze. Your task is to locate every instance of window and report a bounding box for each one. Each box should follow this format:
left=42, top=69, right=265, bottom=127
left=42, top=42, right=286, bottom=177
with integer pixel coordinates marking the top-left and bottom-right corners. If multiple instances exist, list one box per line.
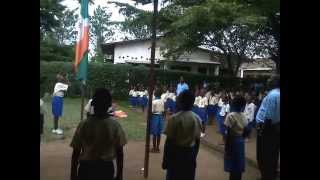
left=170, top=65, right=191, bottom=72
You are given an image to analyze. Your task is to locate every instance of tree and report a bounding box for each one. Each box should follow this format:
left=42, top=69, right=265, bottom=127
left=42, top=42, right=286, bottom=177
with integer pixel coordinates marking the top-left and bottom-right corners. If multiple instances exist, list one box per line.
left=90, top=5, right=114, bottom=63
left=40, top=0, right=66, bottom=39
left=54, top=9, right=79, bottom=45
left=109, top=1, right=153, bottom=39
left=160, top=0, right=265, bottom=76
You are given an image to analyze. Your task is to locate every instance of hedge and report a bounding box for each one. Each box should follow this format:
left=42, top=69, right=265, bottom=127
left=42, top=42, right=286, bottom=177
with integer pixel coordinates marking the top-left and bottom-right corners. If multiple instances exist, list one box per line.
left=40, top=61, right=268, bottom=100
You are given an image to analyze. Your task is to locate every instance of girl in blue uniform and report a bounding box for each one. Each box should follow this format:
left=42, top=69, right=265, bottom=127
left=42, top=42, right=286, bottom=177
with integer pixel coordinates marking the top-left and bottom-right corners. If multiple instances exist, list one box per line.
left=224, top=95, right=249, bottom=180
left=166, top=86, right=176, bottom=114
left=129, top=85, right=135, bottom=107
left=150, top=89, right=165, bottom=153
left=197, top=89, right=208, bottom=137
left=218, top=96, right=230, bottom=144
left=131, top=86, right=138, bottom=108
left=141, top=86, right=148, bottom=112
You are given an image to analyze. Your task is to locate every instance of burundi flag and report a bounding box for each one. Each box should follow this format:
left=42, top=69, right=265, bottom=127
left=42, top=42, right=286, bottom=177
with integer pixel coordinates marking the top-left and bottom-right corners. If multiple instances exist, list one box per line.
left=74, top=0, right=89, bottom=82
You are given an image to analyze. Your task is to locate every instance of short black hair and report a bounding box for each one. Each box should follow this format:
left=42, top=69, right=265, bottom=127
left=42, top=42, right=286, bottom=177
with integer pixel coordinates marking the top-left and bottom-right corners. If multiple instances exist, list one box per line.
left=230, top=95, right=247, bottom=112
left=91, top=88, right=112, bottom=117
left=176, top=90, right=195, bottom=111
left=154, top=88, right=162, bottom=98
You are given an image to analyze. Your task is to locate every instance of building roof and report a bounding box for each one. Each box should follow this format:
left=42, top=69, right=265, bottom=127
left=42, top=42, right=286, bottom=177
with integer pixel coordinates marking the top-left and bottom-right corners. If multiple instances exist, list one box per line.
left=240, top=58, right=276, bottom=70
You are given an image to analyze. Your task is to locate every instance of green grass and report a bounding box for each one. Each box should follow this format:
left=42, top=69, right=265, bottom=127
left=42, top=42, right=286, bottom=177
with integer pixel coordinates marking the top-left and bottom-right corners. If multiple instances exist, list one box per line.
left=41, top=98, right=147, bottom=142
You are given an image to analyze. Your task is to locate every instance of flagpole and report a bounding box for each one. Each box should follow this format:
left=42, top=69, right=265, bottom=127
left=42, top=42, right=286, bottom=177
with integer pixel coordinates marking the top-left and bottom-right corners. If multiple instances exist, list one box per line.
left=80, top=80, right=86, bottom=121
left=144, top=0, right=158, bottom=178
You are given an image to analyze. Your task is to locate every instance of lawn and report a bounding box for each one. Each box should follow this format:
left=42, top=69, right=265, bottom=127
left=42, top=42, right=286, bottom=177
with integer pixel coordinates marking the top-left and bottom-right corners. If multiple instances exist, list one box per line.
left=41, top=97, right=147, bottom=142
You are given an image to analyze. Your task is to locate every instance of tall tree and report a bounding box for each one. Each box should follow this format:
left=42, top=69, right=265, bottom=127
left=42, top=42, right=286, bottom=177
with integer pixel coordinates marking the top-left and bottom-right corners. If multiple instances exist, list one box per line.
left=54, top=9, right=79, bottom=45
left=40, top=0, right=66, bottom=39
left=90, top=5, right=114, bottom=63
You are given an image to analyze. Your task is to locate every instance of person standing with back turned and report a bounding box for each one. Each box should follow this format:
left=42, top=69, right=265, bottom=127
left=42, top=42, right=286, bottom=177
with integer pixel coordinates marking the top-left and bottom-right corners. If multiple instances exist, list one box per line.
left=255, top=75, right=280, bottom=180
left=162, top=90, right=202, bottom=180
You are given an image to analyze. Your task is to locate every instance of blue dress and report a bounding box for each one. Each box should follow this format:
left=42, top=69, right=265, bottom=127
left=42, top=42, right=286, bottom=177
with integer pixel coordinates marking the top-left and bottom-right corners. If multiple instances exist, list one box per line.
left=197, top=107, right=208, bottom=124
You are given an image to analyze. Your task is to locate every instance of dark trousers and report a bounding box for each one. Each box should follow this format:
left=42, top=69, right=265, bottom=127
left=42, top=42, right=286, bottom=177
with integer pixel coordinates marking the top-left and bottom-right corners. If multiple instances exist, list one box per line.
left=166, top=167, right=196, bottom=180
left=78, top=160, right=114, bottom=180
left=257, top=122, right=280, bottom=180
left=229, top=172, right=242, bottom=180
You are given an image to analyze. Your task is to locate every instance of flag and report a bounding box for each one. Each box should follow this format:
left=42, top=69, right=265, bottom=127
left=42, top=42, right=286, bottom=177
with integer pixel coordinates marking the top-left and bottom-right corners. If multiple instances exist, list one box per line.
left=74, top=0, right=89, bottom=82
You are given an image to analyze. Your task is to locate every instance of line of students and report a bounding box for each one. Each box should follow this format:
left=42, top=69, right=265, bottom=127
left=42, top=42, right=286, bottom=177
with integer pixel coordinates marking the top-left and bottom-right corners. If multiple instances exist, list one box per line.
left=70, top=87, right=260, bottom=180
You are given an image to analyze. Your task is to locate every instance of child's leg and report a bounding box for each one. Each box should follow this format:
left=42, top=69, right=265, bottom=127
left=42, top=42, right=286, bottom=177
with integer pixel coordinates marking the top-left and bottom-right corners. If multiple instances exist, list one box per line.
left=152, top=135, right=157, bottom=151
left=53, top=116, right=59, bottom=130
left=229, top=172, right=242, bottom=180
left=156, top=135, right=161, bottom=152
left=202, top=121, right=206, bottom=133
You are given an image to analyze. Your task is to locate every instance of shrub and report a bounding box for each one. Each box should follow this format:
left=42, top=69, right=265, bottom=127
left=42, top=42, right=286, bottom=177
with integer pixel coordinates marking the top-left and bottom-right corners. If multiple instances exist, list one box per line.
left=40, top=61, right=268, bottom=100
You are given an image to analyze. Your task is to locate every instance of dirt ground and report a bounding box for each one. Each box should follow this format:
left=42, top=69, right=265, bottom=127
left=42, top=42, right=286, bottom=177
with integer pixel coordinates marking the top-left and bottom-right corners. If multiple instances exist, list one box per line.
left=40, top=137, right=260, bottom=180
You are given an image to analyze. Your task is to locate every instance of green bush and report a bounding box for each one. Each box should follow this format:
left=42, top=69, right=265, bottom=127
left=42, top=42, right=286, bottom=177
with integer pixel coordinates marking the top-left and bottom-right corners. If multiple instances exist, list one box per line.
left=40, top=61, right=268, bottom=100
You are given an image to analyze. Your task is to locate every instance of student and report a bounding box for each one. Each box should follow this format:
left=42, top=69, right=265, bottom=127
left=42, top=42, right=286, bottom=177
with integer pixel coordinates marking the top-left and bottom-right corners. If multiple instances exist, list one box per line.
left=207, top=90, right=218, bottom=125
left=218, top=96, right=230, bottom=145
left=162, top=90, right=202, bottom=180
left=70, top=88, right=127, bottom=180
left=51, top=73, right=69, bottom=135
left=197, top=89, right=208, bottom=137
left=243, top=95, right=256, bottom=142
left=224, top=95, right=249, bottom=180
left=131, top=86, right=138, bottom=108
left=128, top=86, right=135, bottom=108
left=150, top=89, right=165, bottom=153
left=166, top=86, right=176, bottom=114
left=141, top=87, right=149, bottom=112
left=192, top=93, right=200, bottom=117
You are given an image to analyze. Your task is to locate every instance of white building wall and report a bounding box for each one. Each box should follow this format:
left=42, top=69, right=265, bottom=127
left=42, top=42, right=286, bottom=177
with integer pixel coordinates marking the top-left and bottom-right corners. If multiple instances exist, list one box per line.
left=114, top=41, right=163, bottom=64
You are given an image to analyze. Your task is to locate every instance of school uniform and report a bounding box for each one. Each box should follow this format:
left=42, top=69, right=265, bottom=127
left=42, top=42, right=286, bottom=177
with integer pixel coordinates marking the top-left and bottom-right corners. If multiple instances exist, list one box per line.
left=131, top=91, right=138, bottom=107
left=161, top=91, right=170, bottom=110
left=52, top=82, right=68, bottom=118
left=137, top=91, right=143, bottom=107
left=218, top=103, right=230, bottom=135
left=70, top=115, right=127, bottom=180
left=166, top=93, right=176, bottom=113
left=207, top=94, right=218, bottom=118
left=224, top=112, right=249, bottom=176
left=197, top=96, right=208, bottom=124
left=244, top=102, right=256, bottom=134
left=150, top=97, right=165, bottom=136
left=163, top=111, right=202, bottom=180
left=129, top=89, right=134, bottom=106
left=141, top=90, right=149, bottom=108
left=192, top=96, right=201, bottom=115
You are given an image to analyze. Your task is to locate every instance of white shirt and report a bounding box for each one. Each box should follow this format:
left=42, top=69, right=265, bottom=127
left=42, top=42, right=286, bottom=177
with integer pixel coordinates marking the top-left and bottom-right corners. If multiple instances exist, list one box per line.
left=168, top=93, right=176, bottom=102
left=205, top=91, right=212, bottom=100
left=194, top=96, right=201, bottom=106
left=244, top=103, right=256, bottom=122
left=161, top=91, right=169, bottom=102
left=198, top=96, right=208, bottom=108
left=132, top=91, right=138, bottom=97
left=209, top=95, right=218, bottom=105
left=138, top=91, right=145, bottom=97
left=152, top=98, right=165, bottom=114
left=218, top=98, right=224, bottom=107
left=129, top=90, right=134, bottom=96
left=53, top=82, right=68, bottom=97
left=219, top=103, right=230, bottom=116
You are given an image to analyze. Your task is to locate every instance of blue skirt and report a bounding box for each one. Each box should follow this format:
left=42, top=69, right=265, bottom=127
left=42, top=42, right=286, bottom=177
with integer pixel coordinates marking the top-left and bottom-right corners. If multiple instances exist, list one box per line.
left=52, top=96, right=63, bottom=118
left=131, top=97, right=138, bottom=107
left=197, top=107, right=208, bottom=123
left=218, top=115, right=227, bottom=135
left=150, top=114, right=164, bottom=136
left=207, top=105, right=216, bottom=117
left=166, top=99, right=176, bottom=113
left=224, top=136, right=245, bottom=173
left=141, top=96, right=148, bottom=107
left=192, top=106, right=199, bottom=115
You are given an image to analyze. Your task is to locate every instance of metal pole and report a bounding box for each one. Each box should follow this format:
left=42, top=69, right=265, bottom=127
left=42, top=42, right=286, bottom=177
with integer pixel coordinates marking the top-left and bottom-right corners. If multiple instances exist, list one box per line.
left=144, top=0, right=158, bottom=178
left=80, top=81, right=85, bottom=121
